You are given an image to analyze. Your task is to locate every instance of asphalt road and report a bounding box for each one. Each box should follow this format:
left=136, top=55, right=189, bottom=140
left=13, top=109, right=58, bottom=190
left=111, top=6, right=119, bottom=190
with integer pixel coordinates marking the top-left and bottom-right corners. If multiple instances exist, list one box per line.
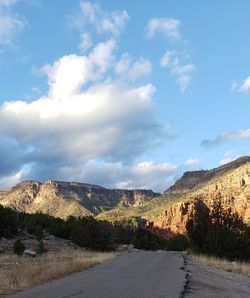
left=10, top=251, right=186, bottom=298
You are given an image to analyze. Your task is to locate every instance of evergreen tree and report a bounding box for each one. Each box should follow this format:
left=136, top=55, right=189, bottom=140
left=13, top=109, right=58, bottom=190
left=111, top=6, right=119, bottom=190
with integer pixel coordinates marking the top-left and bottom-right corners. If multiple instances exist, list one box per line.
left=37, top=240, right=47, bottom=255
left=186, top=198, right=250, bottom=260
left=13, top=239, right=25, bottom=257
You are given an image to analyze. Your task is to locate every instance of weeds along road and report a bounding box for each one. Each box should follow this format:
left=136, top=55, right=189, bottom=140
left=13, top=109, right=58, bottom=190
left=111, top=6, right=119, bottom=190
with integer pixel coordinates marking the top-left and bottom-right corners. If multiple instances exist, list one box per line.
left=10, top=251, right=186, bottom=298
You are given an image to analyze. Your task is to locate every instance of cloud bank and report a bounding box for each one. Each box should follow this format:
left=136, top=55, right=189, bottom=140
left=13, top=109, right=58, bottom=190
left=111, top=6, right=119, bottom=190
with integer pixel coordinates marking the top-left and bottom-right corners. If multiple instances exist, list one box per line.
left=0, top=32, right=176, bottom=191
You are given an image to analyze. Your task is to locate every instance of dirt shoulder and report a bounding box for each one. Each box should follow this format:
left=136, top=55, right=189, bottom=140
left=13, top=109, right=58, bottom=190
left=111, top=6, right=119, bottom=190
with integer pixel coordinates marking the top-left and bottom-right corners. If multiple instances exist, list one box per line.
left=184, top=255, right=250, bottom=298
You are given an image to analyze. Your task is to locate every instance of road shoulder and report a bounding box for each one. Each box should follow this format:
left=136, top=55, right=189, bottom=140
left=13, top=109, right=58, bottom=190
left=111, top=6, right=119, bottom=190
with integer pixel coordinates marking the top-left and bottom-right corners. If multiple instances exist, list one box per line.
left=184, top=255, right=250, bottom=298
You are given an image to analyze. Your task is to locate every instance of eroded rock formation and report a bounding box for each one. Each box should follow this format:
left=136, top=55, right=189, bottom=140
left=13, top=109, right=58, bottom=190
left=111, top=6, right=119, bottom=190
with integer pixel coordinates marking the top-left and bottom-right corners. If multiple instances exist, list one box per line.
left=154, top=157, right=250, bottom=234
left=0, top=180, right=159, bottom=219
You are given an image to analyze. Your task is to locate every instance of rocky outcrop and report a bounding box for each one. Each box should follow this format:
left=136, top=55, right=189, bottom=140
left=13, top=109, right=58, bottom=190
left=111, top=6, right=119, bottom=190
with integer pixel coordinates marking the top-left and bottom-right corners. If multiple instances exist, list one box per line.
left=0, top=180, right=159, bottom=219
left=165, top=156, right=250, bottom=195
left=154, top=157, right=250, bottom=234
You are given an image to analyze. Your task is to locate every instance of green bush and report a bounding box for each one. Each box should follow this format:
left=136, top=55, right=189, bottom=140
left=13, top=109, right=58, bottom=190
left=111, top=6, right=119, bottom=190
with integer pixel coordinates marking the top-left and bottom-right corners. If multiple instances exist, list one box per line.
left=37, top=240, right=47, bottom=255
left=167, top=234, right=189, bottom=251
left=186, top=198, right=250, bottom=261
left=0, top=206, right=168, bottom=252
left=13, top=239, right=25, bottom=257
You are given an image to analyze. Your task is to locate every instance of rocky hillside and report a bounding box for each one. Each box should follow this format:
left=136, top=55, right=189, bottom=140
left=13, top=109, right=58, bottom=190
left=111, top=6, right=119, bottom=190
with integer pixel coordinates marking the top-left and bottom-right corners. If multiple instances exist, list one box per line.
left=165, top=156, right=250, bottom=195
left=98, top=156, right=250, bottom=236
left=0, top=180, right=159, bottom=219
left=152, top=156, right=250, bottom=235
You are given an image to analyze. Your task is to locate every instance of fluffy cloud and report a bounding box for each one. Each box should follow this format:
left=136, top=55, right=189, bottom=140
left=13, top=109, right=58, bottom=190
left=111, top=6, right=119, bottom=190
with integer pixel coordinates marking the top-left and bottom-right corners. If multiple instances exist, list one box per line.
left=146, top=18, right=181, bottom=40
left=185, top=157, right=201, bottom=169
left=219, top=151, right=240, bottom=165
left=115, top=53, right=152, bottom=81
left=145, top=16, right=195, bottom=91
left=70, top=1, right=129, bottom=37
left=53, top=160, right=177, bottom=192
left=0, top=0, right=26, bottom=49
left=201, top=129, right=250, bottom=148
left=0, top=37, right=177, bottom=191
left=161, top=51, right=195, bottom=91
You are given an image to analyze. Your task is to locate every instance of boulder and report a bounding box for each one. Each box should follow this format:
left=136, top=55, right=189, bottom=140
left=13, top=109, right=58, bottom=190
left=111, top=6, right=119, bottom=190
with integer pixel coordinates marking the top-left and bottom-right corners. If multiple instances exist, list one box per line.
left=117, top=244, right=134, bottom=253
left=23, top=249, right=36, bottom=257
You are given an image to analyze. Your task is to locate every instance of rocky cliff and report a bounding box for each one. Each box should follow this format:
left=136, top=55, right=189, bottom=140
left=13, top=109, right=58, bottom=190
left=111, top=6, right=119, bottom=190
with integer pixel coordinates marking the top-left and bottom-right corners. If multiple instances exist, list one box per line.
left=0, top=180, right=159, bottom=219
left=153, top=156, right=250, bottom=235
left=165, top=156, right=250, bottom=195
left=95, top=156, right=250, bottom=235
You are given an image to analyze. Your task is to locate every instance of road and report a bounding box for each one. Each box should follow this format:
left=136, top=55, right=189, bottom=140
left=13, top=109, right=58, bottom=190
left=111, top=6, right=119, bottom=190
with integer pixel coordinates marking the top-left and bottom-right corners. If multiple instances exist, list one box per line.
left=10, top=251, right=186, bottom=298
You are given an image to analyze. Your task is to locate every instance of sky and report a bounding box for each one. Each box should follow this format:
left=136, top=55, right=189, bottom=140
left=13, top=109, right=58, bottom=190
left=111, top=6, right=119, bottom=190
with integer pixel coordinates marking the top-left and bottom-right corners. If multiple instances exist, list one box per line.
left=0, top=0, right=250, bottom=192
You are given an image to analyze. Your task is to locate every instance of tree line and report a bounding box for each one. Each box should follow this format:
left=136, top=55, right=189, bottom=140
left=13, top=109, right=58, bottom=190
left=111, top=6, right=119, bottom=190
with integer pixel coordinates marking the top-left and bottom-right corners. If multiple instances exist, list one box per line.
left=0, top=205, right=169, bottom=251
left=186, top=198, right=250, bottom=261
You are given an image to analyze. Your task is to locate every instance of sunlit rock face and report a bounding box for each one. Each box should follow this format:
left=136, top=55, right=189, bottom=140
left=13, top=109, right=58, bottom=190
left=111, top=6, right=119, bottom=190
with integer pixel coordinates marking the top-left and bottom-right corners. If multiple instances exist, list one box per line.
left=154, top=157, right=250, bottom=234
left=0, top=180, right=159, bottom=219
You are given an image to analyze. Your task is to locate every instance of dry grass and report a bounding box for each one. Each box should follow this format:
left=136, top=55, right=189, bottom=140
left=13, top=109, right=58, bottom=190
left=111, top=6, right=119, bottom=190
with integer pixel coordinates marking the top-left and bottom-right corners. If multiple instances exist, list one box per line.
left=192, top=254, right=250, bottom=277
left=0, top=249, right=116, bottom=296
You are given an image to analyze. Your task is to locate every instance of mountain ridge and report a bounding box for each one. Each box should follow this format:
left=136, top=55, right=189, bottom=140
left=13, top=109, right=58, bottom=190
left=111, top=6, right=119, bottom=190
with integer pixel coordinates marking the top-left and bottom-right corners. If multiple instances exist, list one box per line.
left=1, top=156, right=250, bottom=233
left=97, top=156, right=250, bottom=235
left=0, top=179, right=159, bottom=219
left=165, top=156, right=250, bottom=195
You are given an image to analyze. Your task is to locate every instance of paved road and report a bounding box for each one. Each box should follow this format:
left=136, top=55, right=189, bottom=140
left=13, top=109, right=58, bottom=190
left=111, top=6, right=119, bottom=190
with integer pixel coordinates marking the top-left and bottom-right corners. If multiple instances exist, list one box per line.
left=10, top=251, right=186, bottom=298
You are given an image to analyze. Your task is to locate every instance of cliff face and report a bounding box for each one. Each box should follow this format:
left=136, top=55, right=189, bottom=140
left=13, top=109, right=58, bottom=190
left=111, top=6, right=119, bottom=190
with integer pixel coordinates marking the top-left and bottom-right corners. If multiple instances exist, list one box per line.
left=153, top=157, right=250, bottom=234
left=165, top=156, right=250, bottom=195
left=0, top=180, right=159, bottom=219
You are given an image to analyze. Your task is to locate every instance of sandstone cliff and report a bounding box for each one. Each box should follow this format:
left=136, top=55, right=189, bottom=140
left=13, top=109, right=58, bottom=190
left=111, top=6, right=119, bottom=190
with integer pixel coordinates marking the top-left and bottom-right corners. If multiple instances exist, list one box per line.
left=165, top=156, right=250, bottom=195
left=153, top=157, right=250, bottom=235
left=0, top=180, right=159, bottom=219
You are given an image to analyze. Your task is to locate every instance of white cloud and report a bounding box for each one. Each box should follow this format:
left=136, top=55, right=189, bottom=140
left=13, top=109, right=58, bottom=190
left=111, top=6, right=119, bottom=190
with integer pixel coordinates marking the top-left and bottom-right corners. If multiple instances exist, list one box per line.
left=115, top=53, right=152, bottom=81
left=0, top=165, right=30, bottom=190
left=70, top=1, right=129, bottom=37
left=161, top=51, right=195, bottom=91
left=0, top=38, right=175, bottom=191
left=231, top=76, right=250, bottom=93
left=41, top=39, right=116, bottom=101
left=201, top=129, right=250, bottom=148
left=185, top=158, right=200, bottom=168
left=219, top=151, right=240, bottom=165
left=239, top=76, right=250, bottom=93
left=146, top=18, right=181, bottom=40
left=79, top=32, right=92, bottom=52
left=0, top=0, right=26, bottom=49
left=59, top=160, right=177, bottom=192
left=115, top=161, right=177, bottom=191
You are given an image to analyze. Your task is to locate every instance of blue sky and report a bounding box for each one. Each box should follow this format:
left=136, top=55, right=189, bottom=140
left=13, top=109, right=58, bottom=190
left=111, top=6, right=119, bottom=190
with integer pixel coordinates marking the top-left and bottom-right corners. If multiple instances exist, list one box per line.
left=0, top=0, right=250, bottom=191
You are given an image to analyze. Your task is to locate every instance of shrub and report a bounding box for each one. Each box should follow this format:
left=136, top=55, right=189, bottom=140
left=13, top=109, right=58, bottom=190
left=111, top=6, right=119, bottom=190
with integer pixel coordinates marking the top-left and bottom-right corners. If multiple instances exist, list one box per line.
left=37, top=240, right=47, bottom=255
left=186, top=198, right=250, bottom=261
left=13, top=239, right=25, bottom=257
left=167, top=234, right=189, bottom=251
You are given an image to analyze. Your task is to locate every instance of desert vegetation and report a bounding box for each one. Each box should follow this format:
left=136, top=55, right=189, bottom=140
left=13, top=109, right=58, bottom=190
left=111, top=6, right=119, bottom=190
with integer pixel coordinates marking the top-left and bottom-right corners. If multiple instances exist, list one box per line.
left=192, top=254, right=250, bottom=277
left=186, top=198, right=250, bottom=261
left=0, top=205, right=169, bottom=251
left=0, top=250, right=115, bottom=295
